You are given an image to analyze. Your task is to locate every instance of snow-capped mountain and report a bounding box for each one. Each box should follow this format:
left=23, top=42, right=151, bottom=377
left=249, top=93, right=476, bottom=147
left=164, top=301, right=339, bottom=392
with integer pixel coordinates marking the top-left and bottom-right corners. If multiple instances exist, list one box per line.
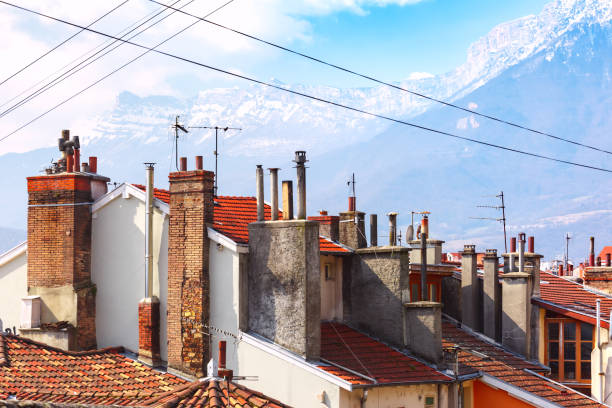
left=2, top=0, right=612, bottom=258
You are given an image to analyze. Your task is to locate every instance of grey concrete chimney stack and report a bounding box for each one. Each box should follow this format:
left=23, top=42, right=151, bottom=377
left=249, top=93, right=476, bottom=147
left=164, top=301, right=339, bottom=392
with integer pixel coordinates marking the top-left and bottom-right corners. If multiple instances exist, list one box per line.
left=461, top=244, right=480, bottom=331
left=269, top=168, right=279, bottom=221
left=518, top=233, right=526, bottom=272
left=388, top=212, right=398, bottom=246
left=256, top=165, right=264, bottom=221
left=294, top=151, right=307, bottom=220
left=370, top=214, right=378, bottom=246
left=282, top=181, right=293, bottom=220
left=483, top=249, right=501, bottom=342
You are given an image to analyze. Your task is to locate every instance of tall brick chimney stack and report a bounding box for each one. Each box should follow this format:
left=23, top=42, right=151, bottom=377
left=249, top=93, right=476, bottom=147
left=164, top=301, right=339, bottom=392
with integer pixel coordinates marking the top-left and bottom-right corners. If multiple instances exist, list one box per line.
left=167, top=156, right=215, bottom=378
left=26, top=129, right=108, bottom=350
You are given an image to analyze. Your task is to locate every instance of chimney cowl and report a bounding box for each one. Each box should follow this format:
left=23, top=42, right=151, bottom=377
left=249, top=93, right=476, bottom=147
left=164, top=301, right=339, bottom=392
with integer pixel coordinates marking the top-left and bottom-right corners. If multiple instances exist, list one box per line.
left=485, top=249, right=498, bottom=257
left=463, top=244, right=476, bottom=254
left=293, top=150, right=308, bottom=164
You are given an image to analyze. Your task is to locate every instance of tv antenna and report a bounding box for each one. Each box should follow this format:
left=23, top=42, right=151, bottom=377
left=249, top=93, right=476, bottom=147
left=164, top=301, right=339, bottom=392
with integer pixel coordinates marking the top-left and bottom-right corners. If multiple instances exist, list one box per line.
left=171, top=115, right=189, bottom=171
left=470, top=191, right=508, bottom=252
left=188, top=125, right=242, bottom=196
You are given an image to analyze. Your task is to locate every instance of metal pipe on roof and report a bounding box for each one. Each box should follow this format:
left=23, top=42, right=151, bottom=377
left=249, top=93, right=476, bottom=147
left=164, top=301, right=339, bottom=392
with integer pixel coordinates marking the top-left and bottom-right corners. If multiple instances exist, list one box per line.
left=388, top=212, right=397, bottom=246
left=421, top=232, right=428, bottom=301
left=294, top=151, right=307, bottom=220
left=597, top=299, right=603, bottom=402
left=145, top=163, right=155, bottom=298
left=518, top=233, right=526, bottom=273
left=269, top=168, right=279, bottom=221
left=256, top=165, right=264, bottom=221
left=370, top=214, right=377, bottom=247
left=591, top=236, right=596, bottom=267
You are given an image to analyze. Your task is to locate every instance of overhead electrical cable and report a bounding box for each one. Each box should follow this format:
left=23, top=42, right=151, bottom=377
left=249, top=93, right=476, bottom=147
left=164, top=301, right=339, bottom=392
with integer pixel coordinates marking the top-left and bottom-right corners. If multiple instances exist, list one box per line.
left=1, top=1, right=611, bottom=174
left=0, top=0, right=191, bottom=119
left=0, top=0, right=180, bottom=111
left=148, top=0, right=612, bottom=157
left=0, top=0, right=130, bottom=88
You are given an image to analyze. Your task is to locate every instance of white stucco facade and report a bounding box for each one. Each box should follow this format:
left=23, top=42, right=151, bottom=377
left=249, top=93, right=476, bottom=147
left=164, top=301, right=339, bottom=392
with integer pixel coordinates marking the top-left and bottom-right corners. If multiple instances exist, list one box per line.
left=92, top=184, right=169, bottom=360
left=0, top=243, right=27, bottom=334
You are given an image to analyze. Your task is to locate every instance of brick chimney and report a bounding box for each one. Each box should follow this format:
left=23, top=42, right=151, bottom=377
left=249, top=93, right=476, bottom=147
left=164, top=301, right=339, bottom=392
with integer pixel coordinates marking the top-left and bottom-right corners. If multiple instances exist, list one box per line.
left=25, top=130, right=108, bottom=350
left=308, top=211, right=340, bottom=241
left=167, top=156, right=214, bottom=377
left=248, top=152, right=321, bottom=360
left=338, top=199, right=366, bottom=249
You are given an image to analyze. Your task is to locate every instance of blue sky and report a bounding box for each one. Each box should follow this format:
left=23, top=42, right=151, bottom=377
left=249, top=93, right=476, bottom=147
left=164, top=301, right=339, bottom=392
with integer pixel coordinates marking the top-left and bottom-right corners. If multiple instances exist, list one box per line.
left=243, top=0, right=551, bottom=87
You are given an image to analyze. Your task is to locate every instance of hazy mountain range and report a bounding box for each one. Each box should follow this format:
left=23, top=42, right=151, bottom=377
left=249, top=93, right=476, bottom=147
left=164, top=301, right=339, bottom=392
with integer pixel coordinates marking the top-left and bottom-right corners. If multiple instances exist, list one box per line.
left=1, top=0, right=611, bottom=261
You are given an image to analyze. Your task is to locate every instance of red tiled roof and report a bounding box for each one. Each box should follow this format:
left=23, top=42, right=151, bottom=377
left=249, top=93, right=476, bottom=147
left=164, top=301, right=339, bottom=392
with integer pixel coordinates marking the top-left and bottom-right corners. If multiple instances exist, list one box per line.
left=599, top=246, right=612, bottom=261
left=143, top=379, right=290, bottom=408
left=0, top=334, right=186, bottom=406
left=132, top=185, right=350, bottom=254
left=442, top=321, right=603, bottom=408
left=535, top=272, right=612, bottom=328
left=319, top=322, right=452, bottom=385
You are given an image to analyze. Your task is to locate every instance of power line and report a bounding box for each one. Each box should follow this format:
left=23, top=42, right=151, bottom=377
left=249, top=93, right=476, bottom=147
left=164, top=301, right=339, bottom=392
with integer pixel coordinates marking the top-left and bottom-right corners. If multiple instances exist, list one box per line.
left=148, top=0, right=612, bottom=157
left=1, top=2, right=612, bottom=175
left=0, top=0, right=130, bottom=88
left=0, top=0, right=190, bottom=119
left=0, top=0, right=235, bottom=142
left=0, top=1, right=175, bottom=111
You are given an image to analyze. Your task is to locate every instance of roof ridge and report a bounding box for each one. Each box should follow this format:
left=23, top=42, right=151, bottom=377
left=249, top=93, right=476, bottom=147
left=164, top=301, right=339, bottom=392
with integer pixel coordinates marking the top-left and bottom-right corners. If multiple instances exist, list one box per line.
left=0, top=332, right=124, bottom=356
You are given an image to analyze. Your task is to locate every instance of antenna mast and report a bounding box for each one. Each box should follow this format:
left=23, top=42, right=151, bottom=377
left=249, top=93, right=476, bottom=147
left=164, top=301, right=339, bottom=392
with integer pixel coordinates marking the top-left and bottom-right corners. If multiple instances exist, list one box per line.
left=471, top=191, right=508, bottom=252
left=188, top=125, right=242, bottom=196
left=171, top=115, right=189, bottom=170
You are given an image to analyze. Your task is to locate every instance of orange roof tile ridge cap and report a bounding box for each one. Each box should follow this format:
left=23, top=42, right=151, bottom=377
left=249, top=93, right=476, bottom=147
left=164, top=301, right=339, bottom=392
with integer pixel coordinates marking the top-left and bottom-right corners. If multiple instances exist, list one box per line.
left=323, top=322, right=453, bottom=381
left=441, top=316, right=547, bottom=371
left=320, top=236, right=354, bottom=253
left=1, top=332, right=124, bottom=356
left=522, top=367, right=605, bottom=406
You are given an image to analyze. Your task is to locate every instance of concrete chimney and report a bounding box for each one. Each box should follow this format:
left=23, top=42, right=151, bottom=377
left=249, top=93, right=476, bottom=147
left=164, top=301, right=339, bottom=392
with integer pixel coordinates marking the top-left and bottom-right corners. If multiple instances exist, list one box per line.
left=269, top=168, right=279, bottom=221
left=88, top=156, right=97, bottom=174
left=461, top=245, right=480, bottom=331
left=518, top=233, right=526, bottom=272
left=294, top=151, right=307, bottom=220
left=483, top=249, right=501, bottom=342
left=597, top=256, right=602, bottom=266
left=308, top=212, right=339, bottom=241
left=528, top=236, right=534, bottom=253
left=510, top=237, right=517, bottom=253
left=388, top=212, right=398, bottom=246
left=256, top=165, right=264, bottom=221
left=180, top=157, right=187, bottom=172
left=282, top=180, right=293, bottom=220
left=370, top=214, right=377, bottom=246
left=591, top=237, right=596, bottom=266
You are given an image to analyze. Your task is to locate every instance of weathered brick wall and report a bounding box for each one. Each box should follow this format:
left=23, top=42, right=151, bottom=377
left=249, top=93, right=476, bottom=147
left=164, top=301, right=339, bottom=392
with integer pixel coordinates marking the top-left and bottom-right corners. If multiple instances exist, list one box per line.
left=27, top=174, right=96, bottom=350
left=138, top=298, right=161, bottom=365
left=584, top=268, right=612, bottom=294
left=167, top=169, right=214, bottom=377
left=27, top=175, right=92, bottom=287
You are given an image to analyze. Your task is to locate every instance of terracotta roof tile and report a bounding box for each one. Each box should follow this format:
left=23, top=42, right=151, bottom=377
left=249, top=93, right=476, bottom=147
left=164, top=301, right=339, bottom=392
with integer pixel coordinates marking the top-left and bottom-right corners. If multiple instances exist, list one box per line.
left=132, top=185, right=351, bottom=254
left=442, top=321, right=604, bottom=408
left=536, top=271, right=612, bottom=327
left=0, top=334, right=186, bottom=405
left=143, top=378, right=290, bottom=407
left=319, top=322, right=452, bottom=385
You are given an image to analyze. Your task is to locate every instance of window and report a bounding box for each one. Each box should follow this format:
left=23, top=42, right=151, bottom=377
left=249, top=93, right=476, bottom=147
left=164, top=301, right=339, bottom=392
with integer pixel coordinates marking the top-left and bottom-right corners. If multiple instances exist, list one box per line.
left=546, top=319, right=593, bottom=383
left=428, top=283, right=438, bottom=302
left=324, top=263, right=335, bottom=281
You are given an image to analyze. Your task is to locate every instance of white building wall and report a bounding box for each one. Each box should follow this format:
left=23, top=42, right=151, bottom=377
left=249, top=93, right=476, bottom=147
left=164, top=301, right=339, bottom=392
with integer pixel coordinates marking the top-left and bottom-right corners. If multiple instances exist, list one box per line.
left=0, top=244, right=27, bottom=333
left=340, top=383, right=448, bottom=408
left=209, top=240, right=241, bottom=370
left=92, top=194, right=168, bottom=360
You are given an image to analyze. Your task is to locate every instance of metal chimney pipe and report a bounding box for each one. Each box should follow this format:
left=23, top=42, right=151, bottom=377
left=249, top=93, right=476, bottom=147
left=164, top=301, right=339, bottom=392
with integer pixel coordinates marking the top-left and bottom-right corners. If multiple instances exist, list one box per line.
left=559, top=264, right=564, bottom=276
left=388, top=212, right=397, bottom=246
left=282, top=181, right=293, bottom=220
left=421, top=215, right=429, bottom=237
left=528, top=236, right=534, bottom=253
left=510, top=237, right=517, bottom=253
left=256, top=165, right=264, bottom=221
left=89, top=156, right=97, bottom=173
left=179, top=157, right=187, bottom=172
left=370, top=214, right=377, bottom=246
left=518, top=232, right=526, bottom=273
left=348, top=196, right=356, bottom=212
left=74, top=148, right=80, bottom=173
left=67, top=152, right=74, bottom=173
left=597, top=256, right=602, bottom=266
left=294, top=151, right=307, bottom=219
left=607, top=253, right=611, bottom=267
left=590, top=236, right=596, bottom=266
left=421, top=232, right=428, bottom=301
left=269, top=168, right=279, bottom=221
left=144, top=163, right=155, bottom=298
left=195, top=155, right=203, bottom=170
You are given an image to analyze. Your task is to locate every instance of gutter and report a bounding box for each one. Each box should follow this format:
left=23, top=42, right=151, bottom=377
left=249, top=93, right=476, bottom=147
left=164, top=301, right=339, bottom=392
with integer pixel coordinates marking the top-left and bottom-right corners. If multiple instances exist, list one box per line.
left=532, top=298, right=610, bottom=329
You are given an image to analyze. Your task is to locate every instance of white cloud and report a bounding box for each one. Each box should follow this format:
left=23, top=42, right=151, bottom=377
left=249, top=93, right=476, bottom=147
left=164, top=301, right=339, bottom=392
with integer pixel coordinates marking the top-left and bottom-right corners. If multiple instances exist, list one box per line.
left=407, top=71, right=434, bottom=80
left=0, top=0, right=425, bottom=154
left=468, top=101, right=478, bottom=110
